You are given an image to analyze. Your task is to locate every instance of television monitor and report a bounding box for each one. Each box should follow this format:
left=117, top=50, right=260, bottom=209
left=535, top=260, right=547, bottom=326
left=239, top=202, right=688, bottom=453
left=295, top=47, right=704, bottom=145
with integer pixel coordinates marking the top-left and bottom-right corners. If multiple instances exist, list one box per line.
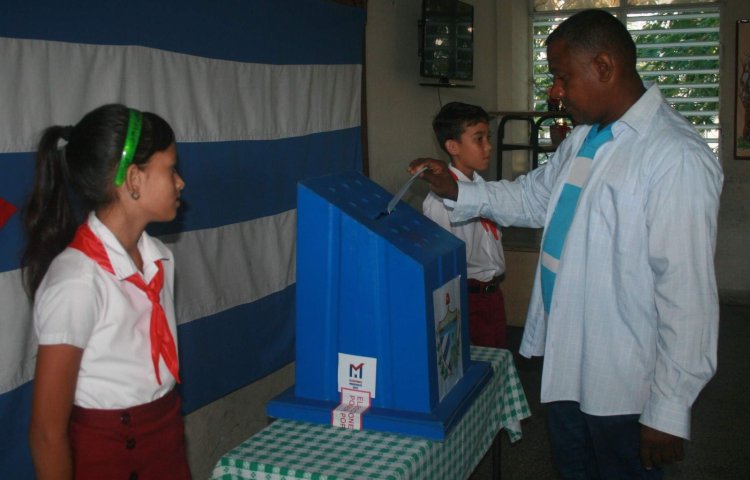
left=419, top=0, right=474, bottom=84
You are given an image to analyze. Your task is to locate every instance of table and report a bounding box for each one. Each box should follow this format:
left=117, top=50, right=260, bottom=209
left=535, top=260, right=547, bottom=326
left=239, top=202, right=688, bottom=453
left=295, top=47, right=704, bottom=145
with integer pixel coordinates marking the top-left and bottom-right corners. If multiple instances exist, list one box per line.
left=211, top=347, right=530, bottom=480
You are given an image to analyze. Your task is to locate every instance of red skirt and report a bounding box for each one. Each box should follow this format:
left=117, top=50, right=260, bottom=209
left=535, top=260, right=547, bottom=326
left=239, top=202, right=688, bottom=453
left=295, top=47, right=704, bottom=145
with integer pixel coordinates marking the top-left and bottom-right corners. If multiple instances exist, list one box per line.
left=69, top=389, right=191, bottom=480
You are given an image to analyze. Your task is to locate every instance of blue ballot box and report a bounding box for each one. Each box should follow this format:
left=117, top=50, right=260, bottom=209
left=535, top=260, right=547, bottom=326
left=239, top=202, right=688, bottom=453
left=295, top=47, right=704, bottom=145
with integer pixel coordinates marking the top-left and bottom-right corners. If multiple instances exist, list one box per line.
left=267, top=171, right=492, bottom=440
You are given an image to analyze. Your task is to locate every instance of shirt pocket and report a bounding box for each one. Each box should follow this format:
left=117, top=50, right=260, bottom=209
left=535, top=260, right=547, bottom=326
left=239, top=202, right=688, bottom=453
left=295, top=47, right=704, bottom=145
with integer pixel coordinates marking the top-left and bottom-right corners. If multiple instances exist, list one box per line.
left=588, top=183, right=646, bottom=258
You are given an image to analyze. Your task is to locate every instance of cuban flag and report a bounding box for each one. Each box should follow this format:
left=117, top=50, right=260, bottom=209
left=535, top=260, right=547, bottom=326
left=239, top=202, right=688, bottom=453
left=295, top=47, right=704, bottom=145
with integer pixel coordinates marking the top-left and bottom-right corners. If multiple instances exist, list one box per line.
left=0, top=0, right=365, bottom=476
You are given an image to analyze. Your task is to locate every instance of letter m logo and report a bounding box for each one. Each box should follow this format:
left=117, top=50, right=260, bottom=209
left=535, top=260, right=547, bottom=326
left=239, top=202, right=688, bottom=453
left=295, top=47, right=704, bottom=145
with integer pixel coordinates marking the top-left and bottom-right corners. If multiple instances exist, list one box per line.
left=349, top=363, right=364, bottom=379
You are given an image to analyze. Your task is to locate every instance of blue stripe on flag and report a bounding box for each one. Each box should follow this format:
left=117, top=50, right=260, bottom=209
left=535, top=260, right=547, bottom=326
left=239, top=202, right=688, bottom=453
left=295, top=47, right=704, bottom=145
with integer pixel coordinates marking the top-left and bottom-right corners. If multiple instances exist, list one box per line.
left=177, top=285, right=296, bottom=413
left=0, top=381, right=34, bottom=479
left=0, top=210, right=25, bottom=275
left=0, top=0, right=365, bottom=65
left=0, top=128, right=362, bottom=272
left=150, top=128, right=362, bottom=236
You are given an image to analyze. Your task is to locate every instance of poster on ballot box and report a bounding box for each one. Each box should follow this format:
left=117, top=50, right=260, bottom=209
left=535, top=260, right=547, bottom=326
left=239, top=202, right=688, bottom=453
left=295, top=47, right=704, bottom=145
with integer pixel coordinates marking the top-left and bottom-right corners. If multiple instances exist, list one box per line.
left=433, top=276, right=464, bottom=401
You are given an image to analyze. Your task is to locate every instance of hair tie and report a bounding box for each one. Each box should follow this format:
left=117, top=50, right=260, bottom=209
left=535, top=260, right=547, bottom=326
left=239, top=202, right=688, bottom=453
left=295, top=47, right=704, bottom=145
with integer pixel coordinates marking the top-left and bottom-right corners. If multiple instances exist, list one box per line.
left=114, top=109, right=143, bottom=187
left=60, top=126, right=74, bottom=142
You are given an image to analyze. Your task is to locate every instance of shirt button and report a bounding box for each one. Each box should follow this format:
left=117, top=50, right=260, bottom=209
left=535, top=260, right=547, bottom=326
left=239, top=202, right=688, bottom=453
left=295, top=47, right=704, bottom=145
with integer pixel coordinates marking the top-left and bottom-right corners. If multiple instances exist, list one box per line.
left=126, top=437, right=136, bottom=450
left=129, top=473, right=138, bottom=480
left=120, top=412, right=131, bottom=425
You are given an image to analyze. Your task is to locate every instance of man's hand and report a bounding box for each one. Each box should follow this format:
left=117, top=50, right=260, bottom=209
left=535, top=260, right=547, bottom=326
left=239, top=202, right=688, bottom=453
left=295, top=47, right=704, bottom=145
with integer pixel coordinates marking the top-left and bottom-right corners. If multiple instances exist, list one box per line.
left=408, top=158, right=458, bottom=200
left=640, top=424, right=684, bottom=470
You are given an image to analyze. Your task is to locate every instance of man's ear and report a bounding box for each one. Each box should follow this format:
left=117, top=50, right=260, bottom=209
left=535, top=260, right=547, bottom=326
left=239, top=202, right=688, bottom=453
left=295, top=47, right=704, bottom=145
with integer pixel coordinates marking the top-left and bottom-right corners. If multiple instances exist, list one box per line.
left=593, top=51, right=615, bottom=83
left=445, top=139, right=460, bottom=156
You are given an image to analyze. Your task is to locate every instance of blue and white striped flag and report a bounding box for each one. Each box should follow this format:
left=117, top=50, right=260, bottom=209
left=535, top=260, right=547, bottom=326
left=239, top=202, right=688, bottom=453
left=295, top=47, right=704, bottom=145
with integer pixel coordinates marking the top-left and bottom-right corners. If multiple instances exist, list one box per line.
left=0, top=1, right=365, bottom=476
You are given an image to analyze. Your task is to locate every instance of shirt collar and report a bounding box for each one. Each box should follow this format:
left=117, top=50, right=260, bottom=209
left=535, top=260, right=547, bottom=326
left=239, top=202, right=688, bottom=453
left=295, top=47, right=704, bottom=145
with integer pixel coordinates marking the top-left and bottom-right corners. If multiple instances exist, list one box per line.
left=614, top=82, right=662, bottom=137
left=448, top=164, right=481, bottom=183
left=86, top=211, right=169, bottom=280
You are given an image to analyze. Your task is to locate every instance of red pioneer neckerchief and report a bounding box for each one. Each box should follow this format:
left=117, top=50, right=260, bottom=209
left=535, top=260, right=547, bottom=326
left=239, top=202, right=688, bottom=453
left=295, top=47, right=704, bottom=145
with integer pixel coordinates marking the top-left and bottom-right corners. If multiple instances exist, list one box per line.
left=69, top=223, right=181, bottom=385
left=448, top=170, right=499, bottom=240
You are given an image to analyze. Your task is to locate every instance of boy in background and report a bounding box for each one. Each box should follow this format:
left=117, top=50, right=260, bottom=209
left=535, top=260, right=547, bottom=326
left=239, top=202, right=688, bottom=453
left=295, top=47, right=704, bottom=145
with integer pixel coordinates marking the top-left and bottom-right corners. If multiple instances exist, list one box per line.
left=423, top=102, right=507, bottom=348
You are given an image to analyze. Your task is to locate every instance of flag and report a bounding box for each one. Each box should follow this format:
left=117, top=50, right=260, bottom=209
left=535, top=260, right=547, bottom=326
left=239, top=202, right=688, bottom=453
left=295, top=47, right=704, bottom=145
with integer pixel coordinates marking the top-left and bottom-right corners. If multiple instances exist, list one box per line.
left=0, top=0, right=365, bottom=476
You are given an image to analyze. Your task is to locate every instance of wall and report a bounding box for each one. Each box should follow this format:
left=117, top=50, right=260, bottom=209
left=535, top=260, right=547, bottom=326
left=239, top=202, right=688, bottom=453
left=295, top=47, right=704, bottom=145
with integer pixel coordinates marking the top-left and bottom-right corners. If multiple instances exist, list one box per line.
left=366, top=0, right=499, bottom=209
left=184, top=364, right=294, bottom=477
left=717, top=0, right=750, bottom=303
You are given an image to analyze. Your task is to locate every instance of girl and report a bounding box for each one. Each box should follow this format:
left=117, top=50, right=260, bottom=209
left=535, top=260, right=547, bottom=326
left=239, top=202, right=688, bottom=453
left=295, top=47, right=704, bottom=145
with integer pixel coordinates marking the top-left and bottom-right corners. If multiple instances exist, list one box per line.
left=22, top=104, right=191, bottom=479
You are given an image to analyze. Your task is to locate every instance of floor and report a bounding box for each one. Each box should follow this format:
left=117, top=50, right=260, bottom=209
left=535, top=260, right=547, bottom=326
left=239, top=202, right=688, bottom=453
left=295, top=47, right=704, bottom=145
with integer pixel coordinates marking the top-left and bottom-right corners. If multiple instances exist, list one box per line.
left=470, top=303, right=750, bottom=479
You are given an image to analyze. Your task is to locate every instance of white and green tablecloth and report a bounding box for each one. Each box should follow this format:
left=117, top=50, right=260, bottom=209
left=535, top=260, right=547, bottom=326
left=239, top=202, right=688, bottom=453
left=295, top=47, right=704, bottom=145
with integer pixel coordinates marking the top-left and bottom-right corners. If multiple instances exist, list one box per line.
left=211, top=347, right=530, bottom=480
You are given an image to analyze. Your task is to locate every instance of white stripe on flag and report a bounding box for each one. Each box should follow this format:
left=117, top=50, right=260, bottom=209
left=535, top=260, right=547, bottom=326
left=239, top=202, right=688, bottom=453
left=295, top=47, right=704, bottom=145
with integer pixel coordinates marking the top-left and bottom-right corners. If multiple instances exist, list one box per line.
left=0, top=269, right=36, bottom=393
left=0, top=37, right=361, bottom=153
left=157, top=209, right=296, bottom=325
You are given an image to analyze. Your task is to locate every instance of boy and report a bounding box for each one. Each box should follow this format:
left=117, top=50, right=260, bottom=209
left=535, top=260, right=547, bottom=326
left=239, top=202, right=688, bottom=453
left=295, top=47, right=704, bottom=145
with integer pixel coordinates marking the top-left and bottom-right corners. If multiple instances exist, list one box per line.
left=422, top=102, right=507, bottom=348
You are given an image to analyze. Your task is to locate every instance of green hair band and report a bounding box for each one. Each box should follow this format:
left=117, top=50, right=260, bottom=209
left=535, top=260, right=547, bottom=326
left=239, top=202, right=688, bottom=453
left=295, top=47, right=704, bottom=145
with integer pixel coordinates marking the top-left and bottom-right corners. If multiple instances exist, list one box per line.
left=114, top=108, right=143, bottom=187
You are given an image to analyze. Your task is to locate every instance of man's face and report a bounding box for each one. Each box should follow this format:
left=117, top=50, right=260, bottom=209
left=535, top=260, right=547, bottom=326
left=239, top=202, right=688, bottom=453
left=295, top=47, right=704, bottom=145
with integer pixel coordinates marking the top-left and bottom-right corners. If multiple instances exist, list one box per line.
left=547, top=39, right=606, bottom=126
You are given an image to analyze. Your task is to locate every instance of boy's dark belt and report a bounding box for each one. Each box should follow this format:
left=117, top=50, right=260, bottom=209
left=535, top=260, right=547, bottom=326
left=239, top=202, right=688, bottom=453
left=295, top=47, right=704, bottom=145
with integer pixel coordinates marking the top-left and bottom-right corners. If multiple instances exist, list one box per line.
left=467, top=274, right=505, bottom=294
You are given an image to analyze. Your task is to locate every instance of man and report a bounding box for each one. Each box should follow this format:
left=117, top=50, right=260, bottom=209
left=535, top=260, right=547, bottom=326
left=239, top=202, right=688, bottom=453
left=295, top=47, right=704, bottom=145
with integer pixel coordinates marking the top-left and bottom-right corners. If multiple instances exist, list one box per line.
left=409, top=9, right=722, bottom=479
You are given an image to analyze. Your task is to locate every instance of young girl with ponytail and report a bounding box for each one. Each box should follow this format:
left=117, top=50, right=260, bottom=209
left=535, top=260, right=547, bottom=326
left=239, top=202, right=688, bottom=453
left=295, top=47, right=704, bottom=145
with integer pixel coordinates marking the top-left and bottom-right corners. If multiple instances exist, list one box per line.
left=23, top=104, right=190, bottom=479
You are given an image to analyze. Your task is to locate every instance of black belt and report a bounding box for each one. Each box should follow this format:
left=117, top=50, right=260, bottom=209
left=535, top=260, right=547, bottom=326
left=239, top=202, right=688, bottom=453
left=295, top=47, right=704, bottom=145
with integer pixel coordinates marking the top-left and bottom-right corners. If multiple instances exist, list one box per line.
left=467, top=274, right=504, bottom=294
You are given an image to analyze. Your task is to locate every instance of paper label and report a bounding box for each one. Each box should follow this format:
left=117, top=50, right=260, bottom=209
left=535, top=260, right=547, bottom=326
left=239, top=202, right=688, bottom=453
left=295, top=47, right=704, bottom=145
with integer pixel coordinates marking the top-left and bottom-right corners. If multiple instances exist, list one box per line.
left=331, top=388, right=371, bottom=430
left=337, top=353, right=377, bottom=397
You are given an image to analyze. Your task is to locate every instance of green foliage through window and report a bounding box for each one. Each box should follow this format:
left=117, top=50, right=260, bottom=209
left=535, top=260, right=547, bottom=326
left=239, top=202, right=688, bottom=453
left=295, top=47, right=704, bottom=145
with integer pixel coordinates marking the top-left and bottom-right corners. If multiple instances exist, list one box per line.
left=532, top=3, right=720, bottom=155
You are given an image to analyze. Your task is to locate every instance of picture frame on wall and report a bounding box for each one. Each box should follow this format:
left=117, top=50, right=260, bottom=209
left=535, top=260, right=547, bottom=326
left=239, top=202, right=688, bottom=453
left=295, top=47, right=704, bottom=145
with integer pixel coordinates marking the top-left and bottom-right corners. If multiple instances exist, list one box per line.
left=735, top=19, right=750, bottom=159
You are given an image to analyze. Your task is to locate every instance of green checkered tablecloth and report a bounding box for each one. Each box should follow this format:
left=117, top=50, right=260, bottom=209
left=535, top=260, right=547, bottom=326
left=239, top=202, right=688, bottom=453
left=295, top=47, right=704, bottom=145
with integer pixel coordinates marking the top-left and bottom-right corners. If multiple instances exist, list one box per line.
left=211, top=347, right=530, bottom=480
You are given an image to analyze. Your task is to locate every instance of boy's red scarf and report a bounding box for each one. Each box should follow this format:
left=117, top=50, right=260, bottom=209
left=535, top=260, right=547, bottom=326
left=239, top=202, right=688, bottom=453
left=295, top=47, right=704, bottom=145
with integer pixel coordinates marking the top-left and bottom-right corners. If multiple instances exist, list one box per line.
left=69, top=223, right=181, bottom=385
left=448, top=170, right=499, bottom=240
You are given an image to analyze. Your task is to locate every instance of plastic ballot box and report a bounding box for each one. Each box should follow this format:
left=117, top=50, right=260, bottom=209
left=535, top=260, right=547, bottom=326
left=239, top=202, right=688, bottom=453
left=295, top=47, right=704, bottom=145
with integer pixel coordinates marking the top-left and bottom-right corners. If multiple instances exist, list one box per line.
left=267, top=171, right=492, bottom=440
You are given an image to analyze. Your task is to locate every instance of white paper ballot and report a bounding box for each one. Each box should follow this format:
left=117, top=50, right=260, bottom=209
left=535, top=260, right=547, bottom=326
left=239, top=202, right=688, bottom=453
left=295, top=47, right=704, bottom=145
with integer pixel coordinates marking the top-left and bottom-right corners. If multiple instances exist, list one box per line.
left=387, top=166, right=428, bottom=214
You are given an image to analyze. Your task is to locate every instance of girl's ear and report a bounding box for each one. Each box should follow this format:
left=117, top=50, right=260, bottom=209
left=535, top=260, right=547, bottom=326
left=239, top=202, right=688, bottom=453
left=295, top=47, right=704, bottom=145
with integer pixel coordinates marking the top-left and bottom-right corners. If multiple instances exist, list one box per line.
left=125, top=164, right=141, bottom=199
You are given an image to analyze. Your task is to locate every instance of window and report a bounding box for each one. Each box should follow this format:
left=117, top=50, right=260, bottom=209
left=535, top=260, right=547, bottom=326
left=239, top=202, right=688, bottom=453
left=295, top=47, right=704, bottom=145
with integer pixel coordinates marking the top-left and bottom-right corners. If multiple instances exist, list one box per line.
left=531, top=0, right=721, bottom=156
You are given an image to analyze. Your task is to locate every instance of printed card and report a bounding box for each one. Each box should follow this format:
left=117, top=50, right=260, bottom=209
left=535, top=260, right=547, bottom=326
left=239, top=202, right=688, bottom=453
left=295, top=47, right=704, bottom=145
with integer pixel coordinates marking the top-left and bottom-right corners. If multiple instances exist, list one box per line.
left=337, top=352, right=377, bottom=397
left=433, top=275, right=464, bottom=401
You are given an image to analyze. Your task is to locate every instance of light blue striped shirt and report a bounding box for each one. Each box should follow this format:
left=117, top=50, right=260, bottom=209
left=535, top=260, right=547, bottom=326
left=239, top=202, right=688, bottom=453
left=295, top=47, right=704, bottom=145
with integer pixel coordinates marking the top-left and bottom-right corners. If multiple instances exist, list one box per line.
left=447, top=84, right=723, bottom=439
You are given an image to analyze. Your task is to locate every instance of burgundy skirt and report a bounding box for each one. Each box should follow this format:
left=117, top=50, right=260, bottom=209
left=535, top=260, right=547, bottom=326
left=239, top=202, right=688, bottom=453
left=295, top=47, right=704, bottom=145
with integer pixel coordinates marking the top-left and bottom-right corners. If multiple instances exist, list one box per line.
left=69, top=389, right=191, bottom=480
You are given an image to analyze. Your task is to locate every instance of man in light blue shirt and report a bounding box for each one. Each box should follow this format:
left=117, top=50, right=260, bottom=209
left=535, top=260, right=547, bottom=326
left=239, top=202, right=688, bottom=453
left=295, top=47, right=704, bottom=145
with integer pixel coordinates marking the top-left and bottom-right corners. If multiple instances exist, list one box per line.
left=410, top=9, right=722, bottom=479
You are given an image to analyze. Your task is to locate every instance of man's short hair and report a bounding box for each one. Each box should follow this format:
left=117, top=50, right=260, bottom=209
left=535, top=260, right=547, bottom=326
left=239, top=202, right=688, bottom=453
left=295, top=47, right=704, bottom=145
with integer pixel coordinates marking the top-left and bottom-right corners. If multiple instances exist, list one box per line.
left=433, top=102, right=490, bottom=154
left=546, top=9, right=637, bottom=69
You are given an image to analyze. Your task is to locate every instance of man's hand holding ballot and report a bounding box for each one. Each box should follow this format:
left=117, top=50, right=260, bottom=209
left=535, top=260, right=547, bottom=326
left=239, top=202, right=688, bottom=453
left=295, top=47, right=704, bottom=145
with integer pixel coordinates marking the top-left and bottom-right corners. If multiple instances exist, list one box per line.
left=408, top=158, right=459, bottom=201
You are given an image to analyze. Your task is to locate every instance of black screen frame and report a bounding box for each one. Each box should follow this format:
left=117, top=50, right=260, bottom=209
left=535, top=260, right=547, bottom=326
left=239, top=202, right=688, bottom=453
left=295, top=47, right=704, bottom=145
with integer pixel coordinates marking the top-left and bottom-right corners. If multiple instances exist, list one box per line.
left=418, top=0, right=474, bottom=84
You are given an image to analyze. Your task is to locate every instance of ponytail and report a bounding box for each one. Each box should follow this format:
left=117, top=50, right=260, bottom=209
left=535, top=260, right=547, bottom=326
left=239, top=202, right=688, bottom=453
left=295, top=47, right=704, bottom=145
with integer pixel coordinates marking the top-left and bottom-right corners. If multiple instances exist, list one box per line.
left=22, top=126, right=79, bottom=298
left=21, top=104, right=176, bottom=299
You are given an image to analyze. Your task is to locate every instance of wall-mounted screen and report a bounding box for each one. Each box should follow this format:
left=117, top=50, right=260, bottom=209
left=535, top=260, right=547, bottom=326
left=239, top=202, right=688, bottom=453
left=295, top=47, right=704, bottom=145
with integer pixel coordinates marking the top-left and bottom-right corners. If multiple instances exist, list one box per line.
left=419, top=0, right=474, bottom=84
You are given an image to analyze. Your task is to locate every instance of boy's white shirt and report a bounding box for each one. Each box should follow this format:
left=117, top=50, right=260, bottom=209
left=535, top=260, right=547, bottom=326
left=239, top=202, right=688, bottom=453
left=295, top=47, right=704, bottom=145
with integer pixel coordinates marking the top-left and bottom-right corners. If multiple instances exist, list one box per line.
left=422, top=164, right=505, bottom=282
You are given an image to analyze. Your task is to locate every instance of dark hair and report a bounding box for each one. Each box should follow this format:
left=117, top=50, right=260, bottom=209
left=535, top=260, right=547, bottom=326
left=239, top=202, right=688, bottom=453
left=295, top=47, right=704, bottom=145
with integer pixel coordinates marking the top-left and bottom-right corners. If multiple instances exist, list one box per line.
left=546, top=9, right=637, bottom=70
left=433, top=102, right=490, bottom=154
left=21, top=103, right=175, bottom=297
